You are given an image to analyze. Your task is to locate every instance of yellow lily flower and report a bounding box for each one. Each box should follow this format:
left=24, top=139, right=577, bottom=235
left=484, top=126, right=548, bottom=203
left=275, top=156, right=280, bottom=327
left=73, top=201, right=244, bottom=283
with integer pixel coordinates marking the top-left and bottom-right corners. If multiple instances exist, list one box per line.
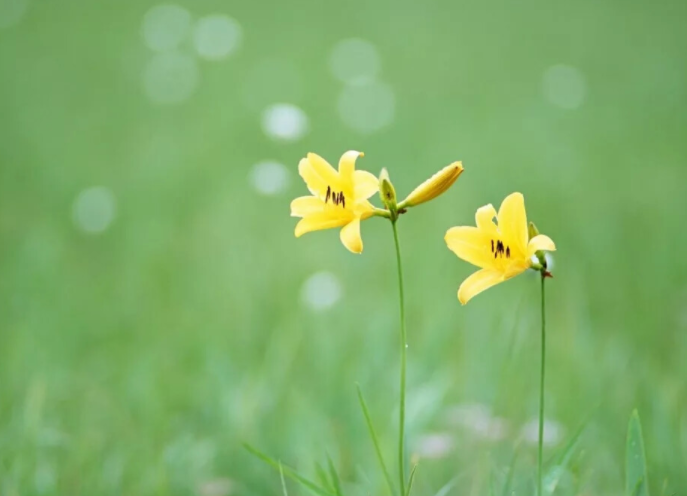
left=445, top=192, right=556, bottom=304
left=290, top=151, right=379, bottom=254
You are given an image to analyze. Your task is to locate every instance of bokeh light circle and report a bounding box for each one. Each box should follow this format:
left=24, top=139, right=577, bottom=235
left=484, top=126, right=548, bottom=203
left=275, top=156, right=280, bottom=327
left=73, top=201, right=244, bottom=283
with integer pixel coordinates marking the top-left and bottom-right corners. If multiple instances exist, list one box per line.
left=73, top=187, right=117, bottom=234
left=301, top=271, right=342, bottom=311
left=250, top=161, right=290, bottom=196
left=337, top=82, right=395, bottom=134
left=143, top=52, right=200, bottom=105
left=261, top=103, right=309, bottom=141
left=141, top=4, right=192, bottom=52
left=329, top=38, right=381, bottom=85
left=542, top=64, right=586, bottom=109
left=193, top=14, right=242, bottom=61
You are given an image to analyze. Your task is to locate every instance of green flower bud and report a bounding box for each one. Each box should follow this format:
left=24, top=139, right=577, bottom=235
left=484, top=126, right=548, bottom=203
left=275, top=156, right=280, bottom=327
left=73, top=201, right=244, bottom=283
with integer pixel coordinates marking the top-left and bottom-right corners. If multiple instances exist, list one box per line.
left=379, top=168, right=397, bottom=212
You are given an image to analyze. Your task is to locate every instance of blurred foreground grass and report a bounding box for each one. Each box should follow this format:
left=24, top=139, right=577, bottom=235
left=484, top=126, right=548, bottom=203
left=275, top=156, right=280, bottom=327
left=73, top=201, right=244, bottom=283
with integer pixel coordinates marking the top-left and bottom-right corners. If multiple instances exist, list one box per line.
left=1, top=0, right=686, bottom=494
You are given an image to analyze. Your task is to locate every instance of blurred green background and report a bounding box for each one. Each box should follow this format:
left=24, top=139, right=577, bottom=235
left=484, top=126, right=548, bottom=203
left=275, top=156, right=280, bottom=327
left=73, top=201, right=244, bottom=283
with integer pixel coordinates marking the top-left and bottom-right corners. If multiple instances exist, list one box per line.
left=1, top=0, right=686, bottom=494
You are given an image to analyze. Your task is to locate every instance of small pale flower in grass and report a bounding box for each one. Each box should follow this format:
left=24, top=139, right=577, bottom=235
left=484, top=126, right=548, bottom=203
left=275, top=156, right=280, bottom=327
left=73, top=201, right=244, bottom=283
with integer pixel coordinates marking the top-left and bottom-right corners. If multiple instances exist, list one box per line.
left=290, top=151, right=379, bottom=253
left=445, top=192, right=556, bottom=304
left=399, top=162, right=464, bottom=209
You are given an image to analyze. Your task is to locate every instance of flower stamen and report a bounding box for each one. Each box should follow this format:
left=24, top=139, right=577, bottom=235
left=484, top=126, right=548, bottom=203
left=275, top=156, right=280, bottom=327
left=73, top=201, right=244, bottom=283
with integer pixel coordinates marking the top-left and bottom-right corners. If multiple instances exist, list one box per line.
left=491, top=239, right=511, bottom=259
left=325, top=186, right=346, bottom=208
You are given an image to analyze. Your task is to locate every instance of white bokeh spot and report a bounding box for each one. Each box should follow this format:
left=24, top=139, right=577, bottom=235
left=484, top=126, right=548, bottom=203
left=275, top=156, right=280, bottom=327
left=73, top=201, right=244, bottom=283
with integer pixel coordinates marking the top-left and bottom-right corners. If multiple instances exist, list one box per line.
left=193, top=15, right=242, bottom=61
left=337, top=82, right=395, bottom=134
left=301, top=271, right=342, bottom=311
left=250, top=161, right=290, bottom=196
left=521, top=418, right=564, bottom=447
left=262, top=103, right=308, bottom=141
left=141, top=4, right=192, bottom=52
left=414, top=433, right=454, bottom=460
left=73, top=187, right=117, bottom=234
left=0, top=0, right=29, bottom=30
left=542, top=64, right=586, bottom=109
left=143, top=52, right=200, bottom=105
left=329, top=38, right=381, bottom=85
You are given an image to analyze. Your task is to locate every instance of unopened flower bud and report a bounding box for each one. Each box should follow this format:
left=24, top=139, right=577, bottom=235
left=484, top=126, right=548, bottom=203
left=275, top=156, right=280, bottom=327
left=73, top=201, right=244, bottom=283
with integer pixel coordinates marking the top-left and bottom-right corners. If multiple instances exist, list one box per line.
left=528, top=221, right=540, bottom=240
left=379, top=168, right=397, bottom=212
left=528, top=221, right=547, bottom=267
left=399, top=161, right=463, bottom=209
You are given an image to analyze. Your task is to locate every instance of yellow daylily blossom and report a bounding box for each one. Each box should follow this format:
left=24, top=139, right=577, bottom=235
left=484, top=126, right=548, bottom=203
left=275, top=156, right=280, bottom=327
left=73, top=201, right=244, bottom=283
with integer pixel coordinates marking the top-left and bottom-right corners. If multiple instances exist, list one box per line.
left=290, top=151, right=379, bottom=254
left=445, top=192, right=556, bottom=304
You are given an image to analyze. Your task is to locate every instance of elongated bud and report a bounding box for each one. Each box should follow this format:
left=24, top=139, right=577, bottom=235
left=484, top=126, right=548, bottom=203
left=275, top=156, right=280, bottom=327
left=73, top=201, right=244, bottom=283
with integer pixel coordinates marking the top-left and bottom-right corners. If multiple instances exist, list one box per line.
left=528, top=221, right=540, bottom=240
left=399, top=161, right=464, bottom=208
left=379, top=168, right=397, bottom=211
left=528, top=221, right=547, bottom=268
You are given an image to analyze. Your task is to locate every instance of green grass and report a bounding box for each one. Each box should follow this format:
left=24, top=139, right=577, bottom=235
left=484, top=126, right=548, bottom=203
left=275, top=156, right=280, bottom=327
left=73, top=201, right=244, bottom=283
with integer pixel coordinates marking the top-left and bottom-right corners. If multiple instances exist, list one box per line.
left=1, top=0, right=686, bottom=494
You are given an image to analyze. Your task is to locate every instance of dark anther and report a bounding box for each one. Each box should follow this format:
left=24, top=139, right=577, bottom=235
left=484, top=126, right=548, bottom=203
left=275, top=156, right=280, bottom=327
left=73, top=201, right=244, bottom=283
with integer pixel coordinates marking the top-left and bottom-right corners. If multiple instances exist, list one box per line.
left=491, top=240, right=494, bottom=253
left=506, top=247, right=510, bottom=258
left=325, top=186, right=331, bottom=203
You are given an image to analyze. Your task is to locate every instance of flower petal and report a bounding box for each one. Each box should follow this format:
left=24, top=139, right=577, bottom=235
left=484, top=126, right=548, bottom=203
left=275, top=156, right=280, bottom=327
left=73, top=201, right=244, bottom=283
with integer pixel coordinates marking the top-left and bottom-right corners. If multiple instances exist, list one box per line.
left=475, top=204, right=498, bottom=236
left=527, top=234, right=556, bottom=258
left=354, top=170, right=379, bottom=201
left=445, top=226, right=496, bottom=270
left=295, top=213, right=349, bottom=237
left=339, top=216, right=363, bottom=254
left=338, top=150, right=362, bottom=177
left=457, top=269, right=505, bottom=305
left=290, top=196, right=325, bottom=217
left=497, top=192, right=528, bottom=259
left=299, top=154, right=339, bottom=197
left=338, top=150, right=363, bottom=196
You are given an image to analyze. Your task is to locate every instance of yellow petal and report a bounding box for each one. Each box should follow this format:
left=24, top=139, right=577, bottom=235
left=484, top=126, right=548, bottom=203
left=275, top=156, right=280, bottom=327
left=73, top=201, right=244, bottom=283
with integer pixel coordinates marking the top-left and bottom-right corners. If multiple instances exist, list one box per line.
left=475, top=204, right=498, bottom=236
left=299, top=154, right=339, bottom=197
left=338, top=150, right=363, bottom=196
left=295, top=213, right=349, bottom=237
left=357, top=200, right=375, bottom=219
left=497, top=192, right=528, bottom=259
left=339, top=150, right=363, bottom=177
left=527, top=234, right=556, bottom=258
left=290, top=196, right=325, bottom=217
left=457, top=269, right=505, bottom=305
left=445, top=226, right=496, bottom=270
left=339, top=217, right=363, bottom=254
left=354, top=170, right=379, bottom=201
left=401, top=161, right=463, bottom=207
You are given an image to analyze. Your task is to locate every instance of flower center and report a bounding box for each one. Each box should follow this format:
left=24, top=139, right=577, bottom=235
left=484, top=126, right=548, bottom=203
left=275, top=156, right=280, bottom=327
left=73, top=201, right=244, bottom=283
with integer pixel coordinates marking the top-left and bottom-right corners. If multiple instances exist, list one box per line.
left=491, top=239, right=511, bottom=259
left=325, top=186, right=346, bottom=208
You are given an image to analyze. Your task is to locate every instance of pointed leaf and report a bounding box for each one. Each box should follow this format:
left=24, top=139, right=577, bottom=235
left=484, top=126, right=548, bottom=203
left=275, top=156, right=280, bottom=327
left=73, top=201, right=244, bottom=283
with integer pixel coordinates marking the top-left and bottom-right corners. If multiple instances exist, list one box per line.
left=279, top=462, right=289, bottom=496
left=244, top=443, right=336, bottom=496
left=326, top=453, right=344, bottom=496
left=356, top=384, right=395, bottom=496
left=543, top=416, right=589, bottom=495
left=405, top=464, right=418, bottom=496
left=626, top=410, right=649, bottom=496
left=315, top=461, right=334, bottom=493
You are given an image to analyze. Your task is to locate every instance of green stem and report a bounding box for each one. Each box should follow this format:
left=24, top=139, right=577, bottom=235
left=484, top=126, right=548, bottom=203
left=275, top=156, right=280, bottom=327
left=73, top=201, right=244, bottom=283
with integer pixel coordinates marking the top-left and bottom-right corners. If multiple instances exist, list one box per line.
left=391, top=220, right=407, bottom=496
left=537, top=274, right=546, bottom=496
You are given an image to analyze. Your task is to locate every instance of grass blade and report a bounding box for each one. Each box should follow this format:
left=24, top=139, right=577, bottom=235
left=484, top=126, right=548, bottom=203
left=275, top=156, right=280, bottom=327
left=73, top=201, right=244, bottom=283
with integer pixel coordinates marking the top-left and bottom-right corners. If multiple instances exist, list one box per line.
left=543, top=415, right=589, bottom=495
left=405, top=464, right=418, bottom=496
left=315, top=461, right=334, bottom=493
left=279, top=462, right=289, bottom=496
left=501, top=447, right=519, bottom=496
left=626, top=410, right=649, bottom=496
left=356, top=384, right=395, bottom=496
left=244, top=443, right=336, bottom=496
left=433, top=474, right=462, bottom=496
left=326, top=453, right=344, bottom=496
